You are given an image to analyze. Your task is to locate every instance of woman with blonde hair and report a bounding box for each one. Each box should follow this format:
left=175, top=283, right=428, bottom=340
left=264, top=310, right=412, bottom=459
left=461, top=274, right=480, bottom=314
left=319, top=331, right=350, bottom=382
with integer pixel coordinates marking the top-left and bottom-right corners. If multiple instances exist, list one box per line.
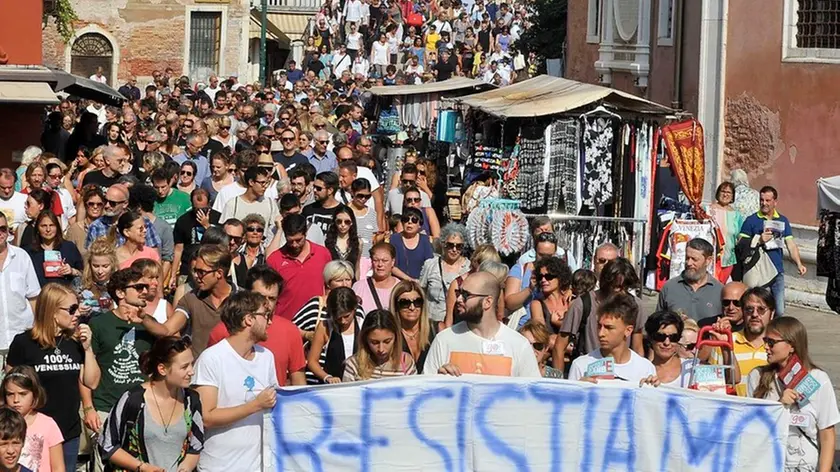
left=391, top=280, right=435, bottom=373
left=75, top=146, right=105, bottom=192
left=444, top=244, right=501, bottom=327
left=291, top=260, right=360, bottom=346
left=79, top=239, right=118, bottom=318
left=342, top=309, right=417, bottom=381
left=130, top=258, right=173, bottom=324
left=749, top=316, right=839, bottom=471
left=16, top=145, right=42, bottom=192
left=518, top=321, right=562, bottom=378
left=6, top=282, right=101, bottom=470
left=141, top=150, right=166, bottom=181
left=212, top=115, right=236, bottom=150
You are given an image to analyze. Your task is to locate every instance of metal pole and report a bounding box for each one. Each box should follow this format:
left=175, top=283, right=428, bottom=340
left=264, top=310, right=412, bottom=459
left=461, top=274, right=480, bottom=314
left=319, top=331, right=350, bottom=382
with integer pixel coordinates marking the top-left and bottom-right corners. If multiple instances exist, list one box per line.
left=259, top=0, right=268, bottom=86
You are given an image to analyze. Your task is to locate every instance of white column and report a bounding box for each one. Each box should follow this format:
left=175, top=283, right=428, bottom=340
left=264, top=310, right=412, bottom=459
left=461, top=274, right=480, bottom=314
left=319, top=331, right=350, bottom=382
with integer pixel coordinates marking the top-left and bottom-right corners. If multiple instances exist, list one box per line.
left=697, top=0, right=728, bottom=200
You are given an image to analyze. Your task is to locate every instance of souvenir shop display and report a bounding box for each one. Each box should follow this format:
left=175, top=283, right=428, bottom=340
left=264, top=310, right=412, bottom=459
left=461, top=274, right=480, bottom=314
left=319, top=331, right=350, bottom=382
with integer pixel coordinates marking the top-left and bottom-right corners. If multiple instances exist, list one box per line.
left=465, top=199, right=529, bottom=256
left=817, top=177, right=840, bottom=314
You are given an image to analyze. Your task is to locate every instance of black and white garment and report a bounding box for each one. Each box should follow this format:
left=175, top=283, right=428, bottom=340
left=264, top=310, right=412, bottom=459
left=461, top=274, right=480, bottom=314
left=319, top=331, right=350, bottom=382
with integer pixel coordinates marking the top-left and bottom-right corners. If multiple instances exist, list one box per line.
left=513, top=135, right=545, bottom=211
left=549, top=119, right=580, bottom=213
left=581, top=117, right=615, bottom=209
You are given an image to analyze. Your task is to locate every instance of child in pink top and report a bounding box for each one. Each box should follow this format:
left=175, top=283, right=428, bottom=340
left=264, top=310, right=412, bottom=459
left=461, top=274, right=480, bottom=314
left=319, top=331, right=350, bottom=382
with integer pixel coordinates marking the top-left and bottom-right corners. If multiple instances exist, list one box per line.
left=2, top=367, right=65, bottom=472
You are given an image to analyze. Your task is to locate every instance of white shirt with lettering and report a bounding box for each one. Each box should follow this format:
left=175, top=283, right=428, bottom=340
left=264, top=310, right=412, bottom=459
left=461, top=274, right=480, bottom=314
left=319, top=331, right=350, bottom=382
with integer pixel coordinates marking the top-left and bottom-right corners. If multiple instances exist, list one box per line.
left=568, top=348, right=655, bottom=384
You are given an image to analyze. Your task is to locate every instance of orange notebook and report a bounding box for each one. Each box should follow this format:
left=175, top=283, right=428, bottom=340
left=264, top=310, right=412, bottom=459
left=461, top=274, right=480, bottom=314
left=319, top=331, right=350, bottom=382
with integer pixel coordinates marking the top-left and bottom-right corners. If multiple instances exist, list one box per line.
left=449, top=352, right=513, bottom=376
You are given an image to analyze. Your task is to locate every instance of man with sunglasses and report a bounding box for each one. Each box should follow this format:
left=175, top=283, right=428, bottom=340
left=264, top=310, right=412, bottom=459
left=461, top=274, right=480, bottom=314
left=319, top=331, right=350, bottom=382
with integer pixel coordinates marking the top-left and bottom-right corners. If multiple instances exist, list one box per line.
left=86, top=267, right=155, bottom=464
left=84, top=184, right=161, bottom=251
left=656, top=238, right=722, bottom=321
left=193, top=291, right=278, bottom=472
left=424, top=272, right=540, bottom=377
left=272, top=129, right=309, bottom=171
left=302, top=171, right=341, bottom=235
left=220, top=166, right=279, bottom=243
left=386, top=163, right=431, bottom=215
left=0, top=211, right=40, bottom=365
left=304, top=130, right=338, bottom=173
left=698, top=281, right=748, bottom=333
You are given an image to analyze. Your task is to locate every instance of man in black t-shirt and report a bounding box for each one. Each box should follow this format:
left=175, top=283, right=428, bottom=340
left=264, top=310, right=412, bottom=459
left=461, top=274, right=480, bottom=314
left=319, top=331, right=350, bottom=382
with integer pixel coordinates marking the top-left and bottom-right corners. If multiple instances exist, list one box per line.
left=272, top=128, right=310, bottom=171
left=172, top=188, right=221, bottom=286
left=81, top=143, right=128, bottom=191
left=302, top=171, right=341, bottom=235
left=308, top=51, right=326, bottom=78
left=434, top=49, right=459, bottom=81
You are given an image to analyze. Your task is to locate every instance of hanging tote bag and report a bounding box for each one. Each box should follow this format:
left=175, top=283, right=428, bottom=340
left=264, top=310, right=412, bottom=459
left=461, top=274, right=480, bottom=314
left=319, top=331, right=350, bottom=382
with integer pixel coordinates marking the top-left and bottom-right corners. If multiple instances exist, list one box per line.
left=742, top=235, right=779, bottom=288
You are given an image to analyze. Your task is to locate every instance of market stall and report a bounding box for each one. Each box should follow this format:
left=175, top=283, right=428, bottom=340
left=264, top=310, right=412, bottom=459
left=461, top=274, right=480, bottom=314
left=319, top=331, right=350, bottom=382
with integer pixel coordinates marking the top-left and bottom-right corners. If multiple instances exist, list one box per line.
left=447, top=75, right=713, bottom=283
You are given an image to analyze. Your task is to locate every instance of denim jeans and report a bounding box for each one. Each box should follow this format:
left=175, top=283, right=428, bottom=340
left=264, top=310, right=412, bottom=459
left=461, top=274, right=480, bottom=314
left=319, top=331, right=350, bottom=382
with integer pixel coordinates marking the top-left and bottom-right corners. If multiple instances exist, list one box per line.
left=766, top=273, right=786, bottom=316
left=63, top=436, right=80, bottom=472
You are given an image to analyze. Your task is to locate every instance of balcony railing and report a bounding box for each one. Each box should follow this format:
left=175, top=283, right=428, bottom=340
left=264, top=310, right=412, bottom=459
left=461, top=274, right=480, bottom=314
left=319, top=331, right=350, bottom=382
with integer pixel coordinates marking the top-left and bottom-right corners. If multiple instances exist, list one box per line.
left=260, top=0, right=321, bottom=13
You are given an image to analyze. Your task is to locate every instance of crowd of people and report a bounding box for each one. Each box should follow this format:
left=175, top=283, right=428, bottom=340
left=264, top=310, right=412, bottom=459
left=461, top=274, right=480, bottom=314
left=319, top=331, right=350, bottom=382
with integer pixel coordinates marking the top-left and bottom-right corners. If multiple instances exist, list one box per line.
left=0, top=66, right=831, bottom=471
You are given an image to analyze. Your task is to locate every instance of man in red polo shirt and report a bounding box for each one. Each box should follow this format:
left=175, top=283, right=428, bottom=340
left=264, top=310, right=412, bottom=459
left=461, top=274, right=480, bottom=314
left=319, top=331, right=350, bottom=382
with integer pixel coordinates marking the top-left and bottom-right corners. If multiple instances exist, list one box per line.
left=206, top=264, right=306, bottom=385
left=267, top=213, right=332, bottom=320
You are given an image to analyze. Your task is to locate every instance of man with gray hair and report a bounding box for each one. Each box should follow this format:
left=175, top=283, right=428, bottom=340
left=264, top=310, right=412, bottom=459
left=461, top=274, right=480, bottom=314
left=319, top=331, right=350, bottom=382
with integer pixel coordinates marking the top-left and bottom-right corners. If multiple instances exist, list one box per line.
left=82, top=143, right=129, bottom=190
left=173, top=134, right=211, bottom=184
left=656, top=238, right=723, bottom=321
left=303, top=129, right=338, bottom=173
left=260, top=103, right=278, bottom=128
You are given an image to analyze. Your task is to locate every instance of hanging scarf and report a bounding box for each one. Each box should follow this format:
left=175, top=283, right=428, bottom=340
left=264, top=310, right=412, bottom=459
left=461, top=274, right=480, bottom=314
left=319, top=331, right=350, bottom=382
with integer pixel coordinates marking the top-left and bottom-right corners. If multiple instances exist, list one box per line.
left=661, top=119, right=707, bottom=219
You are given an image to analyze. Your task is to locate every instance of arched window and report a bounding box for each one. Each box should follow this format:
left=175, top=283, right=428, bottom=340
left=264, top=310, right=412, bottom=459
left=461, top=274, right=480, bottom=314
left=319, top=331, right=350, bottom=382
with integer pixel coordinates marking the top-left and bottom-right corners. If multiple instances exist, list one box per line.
left=70, top=33, right=114, bottom=85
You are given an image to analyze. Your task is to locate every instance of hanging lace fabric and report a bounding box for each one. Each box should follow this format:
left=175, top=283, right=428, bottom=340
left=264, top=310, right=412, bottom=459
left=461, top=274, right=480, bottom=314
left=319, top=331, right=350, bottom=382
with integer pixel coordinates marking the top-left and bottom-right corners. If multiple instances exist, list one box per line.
left=581, top=117, right=615, bottom=209
left=465, top=199, right=529, bottom=255
left=513, top=133, right=546, bottom=211
left=548, top=119, right=579, bottom=213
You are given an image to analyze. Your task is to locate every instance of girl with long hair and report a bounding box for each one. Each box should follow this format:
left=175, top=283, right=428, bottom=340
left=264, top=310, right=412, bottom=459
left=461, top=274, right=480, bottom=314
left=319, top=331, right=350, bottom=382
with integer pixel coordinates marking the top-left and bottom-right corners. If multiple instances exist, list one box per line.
left=342, top=309, right=417, bottom=381
left=79, top=239, right=118, bottom=317
left=111, top=210, right=160, bottom=269
left=2, top=366, right=65, bottom=472
left=201, top=151, right=234, bottom=206
left=26, top=210, right=83, bottom=286
left=130, top=258, right=173, bottom=324
left=306, top=287, right=362, bottom=384
left=324, top=205, right=362, bottom=280
left=99, top=336, right=204, bottom=472
left=6, top=283, right=101, bottom=471
left=104, top=122, right=124, bottom=146
left=16, top=188, right=53, bottom=248
left=157, top=124, right=182, bottom=157
left=390, top=280, right=435, bottom=373
left=749, top=316, right=839, bottom=471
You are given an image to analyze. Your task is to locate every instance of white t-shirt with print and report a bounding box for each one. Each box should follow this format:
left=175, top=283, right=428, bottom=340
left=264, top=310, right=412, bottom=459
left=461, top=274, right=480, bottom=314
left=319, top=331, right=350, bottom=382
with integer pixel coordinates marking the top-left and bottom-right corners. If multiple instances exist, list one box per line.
left=748, top=368, right=840, bottom=471
left=568, top=348, right=656, bottom=384
left=423, top=321, right=541, bottom=378
left=193, top=339, right=278, bottom=472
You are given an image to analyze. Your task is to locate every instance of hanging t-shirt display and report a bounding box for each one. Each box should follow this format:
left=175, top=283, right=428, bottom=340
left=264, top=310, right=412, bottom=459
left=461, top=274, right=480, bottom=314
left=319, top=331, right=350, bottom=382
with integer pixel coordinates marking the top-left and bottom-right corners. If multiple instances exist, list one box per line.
left=666, top=220, right=717, bottom=280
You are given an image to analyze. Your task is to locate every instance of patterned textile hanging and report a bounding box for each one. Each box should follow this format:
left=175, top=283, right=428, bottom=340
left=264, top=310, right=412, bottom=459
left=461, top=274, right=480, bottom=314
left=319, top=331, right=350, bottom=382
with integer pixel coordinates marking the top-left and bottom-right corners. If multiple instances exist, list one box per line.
left=581, top=117, right=615, bottom=209
left=549, top=119, right=580, bottom=214
left=514, top=135, right=546, bottom=211
left=662, top=119, right=707, bottom=219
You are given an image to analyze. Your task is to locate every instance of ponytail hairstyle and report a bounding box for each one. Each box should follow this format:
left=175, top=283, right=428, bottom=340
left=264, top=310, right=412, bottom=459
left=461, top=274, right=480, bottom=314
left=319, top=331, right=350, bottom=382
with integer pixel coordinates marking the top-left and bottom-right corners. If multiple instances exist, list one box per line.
left=752, top=317, right=816, bottom=399
left=326, top=287, right=359, bottom=326
left=1, top=366, right=47, bottom=410
left=106, top=209, right=143, bottom=246
left=355, top=309, right=402, bottom=379
left=139, top=336, right=193, bottom=381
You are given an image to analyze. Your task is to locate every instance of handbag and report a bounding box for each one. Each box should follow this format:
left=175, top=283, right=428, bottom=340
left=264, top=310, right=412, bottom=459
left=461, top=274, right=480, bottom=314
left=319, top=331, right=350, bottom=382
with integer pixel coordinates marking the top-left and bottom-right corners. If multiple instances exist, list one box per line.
left=406, top=11, right=424, bottom=27
left=742, top=235, right=779, bottom=288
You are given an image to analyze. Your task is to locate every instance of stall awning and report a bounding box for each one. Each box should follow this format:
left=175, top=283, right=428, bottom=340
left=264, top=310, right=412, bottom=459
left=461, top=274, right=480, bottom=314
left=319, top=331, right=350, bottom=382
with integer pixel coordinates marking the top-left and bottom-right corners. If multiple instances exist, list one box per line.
left=267, top=13, right=311, bottom=38
left=0, top=81, right=59, bottom=105
left=369, top=77, right=491, bottom=96
left=51, top=68, right=126, bottom=106
left=454, top=75, right=673, bottom=118
left=249, top=11, right=285, bottom=42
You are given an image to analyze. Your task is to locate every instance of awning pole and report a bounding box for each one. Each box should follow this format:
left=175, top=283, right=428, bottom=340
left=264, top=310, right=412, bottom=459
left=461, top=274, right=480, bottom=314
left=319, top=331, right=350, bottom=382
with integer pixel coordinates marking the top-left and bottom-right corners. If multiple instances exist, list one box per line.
left=260, top=0, right=268, bottom=86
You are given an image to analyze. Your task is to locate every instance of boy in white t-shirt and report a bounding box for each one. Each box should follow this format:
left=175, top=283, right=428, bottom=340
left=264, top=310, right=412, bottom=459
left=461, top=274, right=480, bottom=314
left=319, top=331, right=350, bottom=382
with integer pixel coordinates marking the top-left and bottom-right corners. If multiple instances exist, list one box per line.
left=193, top=291, right=278, bottom=472
left=569, top=293, right=659, bottom=386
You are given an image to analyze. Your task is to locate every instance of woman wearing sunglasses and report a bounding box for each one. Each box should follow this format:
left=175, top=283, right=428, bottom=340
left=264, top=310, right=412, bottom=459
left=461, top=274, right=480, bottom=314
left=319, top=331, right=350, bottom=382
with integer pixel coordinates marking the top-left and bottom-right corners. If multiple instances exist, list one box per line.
left=390, top=280, right=436, bottom=373
left=342, top=309, right=417, bottom=382
left=419, top=223, right=470, bottom=327
left=7, top=283, right=101, bottom=471
left=749, top=317, right=840, bottom=472
left=644, top=311, right=694, bottom=388
left=518, top=321, right=562, bottom=378
left=390, top=207, right=434, bottom=282
left=324, top=206, right=362, bottom=280
left=177, top=161, right=198, bottom=195
left=529, top=256, right=573, bottom=337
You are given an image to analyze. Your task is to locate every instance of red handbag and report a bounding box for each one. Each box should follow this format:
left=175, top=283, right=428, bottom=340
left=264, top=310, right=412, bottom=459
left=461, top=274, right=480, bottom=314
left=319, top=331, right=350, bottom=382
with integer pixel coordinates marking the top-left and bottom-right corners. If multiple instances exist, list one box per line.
left=406, top=12, right=424, bottom=27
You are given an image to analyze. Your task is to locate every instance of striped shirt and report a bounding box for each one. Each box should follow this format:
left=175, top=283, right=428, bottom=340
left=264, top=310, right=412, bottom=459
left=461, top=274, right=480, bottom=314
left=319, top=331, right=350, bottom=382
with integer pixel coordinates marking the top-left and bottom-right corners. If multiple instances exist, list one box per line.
left=709, top=330, right=768, bottom=396
left=342, top=352, right=417, bottom=382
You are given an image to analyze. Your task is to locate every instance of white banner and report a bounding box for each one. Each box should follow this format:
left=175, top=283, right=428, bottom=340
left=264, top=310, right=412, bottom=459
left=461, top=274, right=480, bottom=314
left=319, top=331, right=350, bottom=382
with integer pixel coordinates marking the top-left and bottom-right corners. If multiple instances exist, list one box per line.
left=263, top=375, right=789, bottom=472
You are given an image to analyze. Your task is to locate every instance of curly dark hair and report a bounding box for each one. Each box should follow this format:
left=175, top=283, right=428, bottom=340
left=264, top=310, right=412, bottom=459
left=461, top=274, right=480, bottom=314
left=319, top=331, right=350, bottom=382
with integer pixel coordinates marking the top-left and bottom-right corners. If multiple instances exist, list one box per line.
left=533, top=256, right=572, bottom=292
left=324, top=205, right=360, bottom=268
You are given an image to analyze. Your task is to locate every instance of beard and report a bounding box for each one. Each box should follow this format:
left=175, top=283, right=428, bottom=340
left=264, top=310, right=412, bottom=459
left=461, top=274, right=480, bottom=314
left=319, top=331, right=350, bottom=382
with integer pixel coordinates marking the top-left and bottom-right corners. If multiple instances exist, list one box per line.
left=682, top=267, right=704, bottom=283
left=746, top=322, right=765, bottom=336
left=458, top=302, right=484, bottom=324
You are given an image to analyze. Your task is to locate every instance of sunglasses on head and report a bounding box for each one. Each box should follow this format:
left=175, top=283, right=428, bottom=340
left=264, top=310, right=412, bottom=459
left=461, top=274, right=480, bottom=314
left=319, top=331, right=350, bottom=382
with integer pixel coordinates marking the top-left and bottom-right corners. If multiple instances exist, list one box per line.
left=651, top=332, right=681, bottom=343
left=722, top=299, right=741, bottom=307
left=397, top=297, right=424, bottom=310
left=401, top=215, right=420, bottom=224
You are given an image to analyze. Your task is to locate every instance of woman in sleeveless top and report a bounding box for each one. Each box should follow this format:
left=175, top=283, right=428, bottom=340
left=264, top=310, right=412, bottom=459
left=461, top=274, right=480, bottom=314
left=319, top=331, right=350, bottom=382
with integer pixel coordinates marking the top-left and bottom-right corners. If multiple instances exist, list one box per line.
left=307, top=288, right=363, bottom=384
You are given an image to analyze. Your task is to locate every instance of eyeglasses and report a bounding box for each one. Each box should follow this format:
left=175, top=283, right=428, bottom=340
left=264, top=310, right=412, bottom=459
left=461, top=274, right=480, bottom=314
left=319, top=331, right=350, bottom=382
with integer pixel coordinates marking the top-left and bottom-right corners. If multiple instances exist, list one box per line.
left=0, top=226, right=8, bottom=234
left=417, top=170, right=426, bottom=176
left=651, top=332, right=681, bottom=343
left=335, top=218, right=353, bottom=226
left=226, top=234, right=244, bottom=245
left=445, top=242, right=464, bottom=251
left=535, top=272, right=557, bottom=282
left=125, top=283, right=150, bottom=292
left=530, top=342, right=545, bottom=351
left=722, top=299, right=742, bottom=307
left=455, top=288, right=488, bottom=301
left=180, top=171, right=194, bottom=176
left=405, top=197, right=422, bottom=204
left=354, top=193, right=372, bottom=201
left=250, top=311, right=273, bottom=321
left=744, top=306, right=768, bottom=315
left=400, top=179, right=415, bottom=185
left=763, top=337, right=787, bottom=348
left=105, top=198, right=126, bottom=207
left=397, top=297, right=424, bottom=310
left=48, top=173, right=62, bottom=180
left=221, top=126, right=231, bottom=130
left=401, top=215, right=420, bottom=224
left=317, top=140, right=330, bottom=144
left=59, top=304, right=80, bottom=316
left=246, top=226, right=264, bottom=233
left=182, top=124, right=193, bottom=128
left=192, top=268, right=218, bottom=279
